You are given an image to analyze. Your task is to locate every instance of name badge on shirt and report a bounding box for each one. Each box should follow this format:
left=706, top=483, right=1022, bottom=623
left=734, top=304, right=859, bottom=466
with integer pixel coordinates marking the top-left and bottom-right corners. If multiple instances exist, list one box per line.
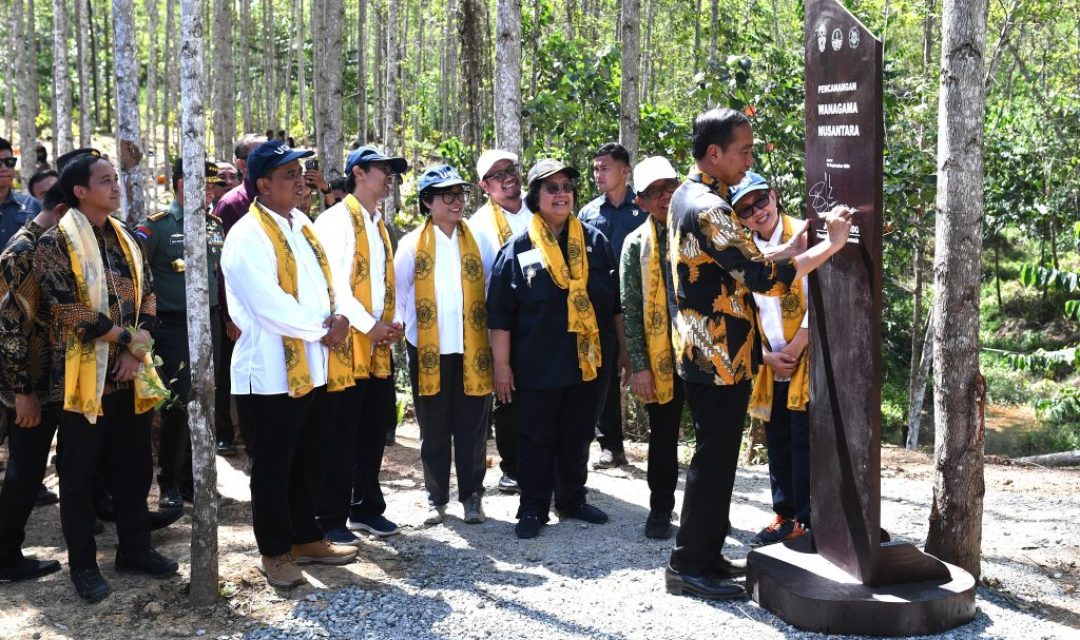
left=169, top=233, right=184, bottom=246
left=517, top=248, right=543, bottom=286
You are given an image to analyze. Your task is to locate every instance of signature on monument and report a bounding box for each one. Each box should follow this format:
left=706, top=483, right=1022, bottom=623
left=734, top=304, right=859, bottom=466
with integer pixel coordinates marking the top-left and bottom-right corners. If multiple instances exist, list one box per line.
left=809, top=171, right=861, bottom=244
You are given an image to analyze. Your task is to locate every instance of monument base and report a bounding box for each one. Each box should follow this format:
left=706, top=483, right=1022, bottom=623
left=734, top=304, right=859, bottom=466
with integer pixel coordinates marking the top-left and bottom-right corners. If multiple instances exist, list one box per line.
left=747, top=537, right=977, bottom=636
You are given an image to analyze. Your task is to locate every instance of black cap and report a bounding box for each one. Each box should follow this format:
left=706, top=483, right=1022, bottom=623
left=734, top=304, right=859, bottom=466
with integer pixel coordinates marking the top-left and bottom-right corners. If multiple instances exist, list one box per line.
left=56, top=147, right=101, bottom=174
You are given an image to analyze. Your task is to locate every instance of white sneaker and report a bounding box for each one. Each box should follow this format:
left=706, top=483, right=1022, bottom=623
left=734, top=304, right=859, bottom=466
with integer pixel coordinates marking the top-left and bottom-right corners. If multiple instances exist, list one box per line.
left=424, top=505, right=446, bottom=525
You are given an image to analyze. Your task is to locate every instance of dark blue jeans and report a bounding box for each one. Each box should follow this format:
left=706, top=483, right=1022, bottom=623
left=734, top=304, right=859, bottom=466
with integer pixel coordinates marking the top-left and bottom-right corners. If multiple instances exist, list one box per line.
left=764, top=381, right=811, bottom=525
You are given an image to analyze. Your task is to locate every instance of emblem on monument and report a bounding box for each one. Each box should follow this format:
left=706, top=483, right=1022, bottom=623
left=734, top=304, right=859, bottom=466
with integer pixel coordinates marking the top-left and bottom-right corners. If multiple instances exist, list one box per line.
left=849, top=26, right=861, bottom=49
left=817, top=23, right=828, bottom=52
left=831, top=28, right=843, bottom=51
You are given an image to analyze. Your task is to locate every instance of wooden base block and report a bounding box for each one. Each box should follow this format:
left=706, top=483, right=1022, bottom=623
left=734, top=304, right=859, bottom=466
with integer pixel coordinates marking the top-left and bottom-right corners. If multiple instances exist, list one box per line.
left=747, top=538, right=977, bottom=636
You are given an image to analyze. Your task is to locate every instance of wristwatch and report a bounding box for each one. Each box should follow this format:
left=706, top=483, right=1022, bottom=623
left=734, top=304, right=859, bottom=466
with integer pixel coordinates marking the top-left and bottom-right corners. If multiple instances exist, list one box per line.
left=118, top=329, right=133, bottom=348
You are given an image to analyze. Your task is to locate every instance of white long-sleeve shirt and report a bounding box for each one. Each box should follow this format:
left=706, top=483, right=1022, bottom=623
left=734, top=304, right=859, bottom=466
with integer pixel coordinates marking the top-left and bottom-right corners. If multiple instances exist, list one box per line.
left=394, top=221, right=496, bottom=352
left=751, top=218, right=809, bottom=382
left=312, top=198, right=392, bottom=336
left=469, top=198, right=531, bottom=258
left=221, top=205, right=363, bottom=395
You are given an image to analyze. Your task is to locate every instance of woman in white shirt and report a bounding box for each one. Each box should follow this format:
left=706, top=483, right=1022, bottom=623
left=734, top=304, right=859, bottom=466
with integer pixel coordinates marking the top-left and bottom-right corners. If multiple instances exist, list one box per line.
left=394, top=165, right=496, bottom=525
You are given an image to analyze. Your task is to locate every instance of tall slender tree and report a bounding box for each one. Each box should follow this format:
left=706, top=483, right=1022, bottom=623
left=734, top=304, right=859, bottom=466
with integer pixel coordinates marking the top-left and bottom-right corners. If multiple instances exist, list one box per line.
left=316, top=0, right=344, bottom=174
left=458, top=0, right=484, bottom=154
left=385, top=0, right=400, bottom=150
left=163, top=0, right=175, bottom=174
left=494, top=0, right=523, bottom=156
left=3, top=4, right=13, bottom=140
left=113, top=0, right=146, bottom=224
left=926, top=0, right=989, bottom=579
left=75, top=0, right=91, bottom=146
left=212, top=0, right=236, bottom=158
left=264, top=0, right=277, bottom=129
left=356, top=0, right=368, bottom=141
left=52, top=0, right=74, bottom=155
left=618, top=0, right=640, bottom=162
left=240, top=0, right=252, bottom=133
left=145, top=0, right=158, bottom=161
left=15, top=0, right=39, bottom=183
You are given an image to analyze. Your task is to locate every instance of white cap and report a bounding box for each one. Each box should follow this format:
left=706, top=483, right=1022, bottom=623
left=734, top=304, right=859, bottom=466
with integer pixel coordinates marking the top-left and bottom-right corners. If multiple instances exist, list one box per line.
left=476, top=149, right=519, bottom=181
left=632, top=156, right=679, bottom=194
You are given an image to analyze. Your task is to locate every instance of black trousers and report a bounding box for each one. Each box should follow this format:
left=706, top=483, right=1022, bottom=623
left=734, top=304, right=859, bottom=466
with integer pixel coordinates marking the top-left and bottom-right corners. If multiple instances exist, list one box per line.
left=316, top=375, right=396, bottom=530
left=645, top=373, right=685, bottom=516
left=59, top=390, right=154, bottom=570
left=155, top=311, right=194, bottom=492
left=595, top=370, right=625, bottom=454
left=669, top=380, right=750, bottom=575
left=513, top=377, right=605, bottom=520
left=765, top=382, right=811, bottom=525
left=0, top=406, right=58, bottom=565
left=407, top=345, right=489, bottom=506
left=247, top=388, right=329, bottom=556
left=491, top=398, right=518, bottom=477
left=213, top=309, right=235, bottom=445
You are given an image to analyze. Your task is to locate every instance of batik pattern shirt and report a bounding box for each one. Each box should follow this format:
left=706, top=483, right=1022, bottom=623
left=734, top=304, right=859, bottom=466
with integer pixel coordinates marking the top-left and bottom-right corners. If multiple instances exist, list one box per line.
left=0, top=221, right=50, bottom=407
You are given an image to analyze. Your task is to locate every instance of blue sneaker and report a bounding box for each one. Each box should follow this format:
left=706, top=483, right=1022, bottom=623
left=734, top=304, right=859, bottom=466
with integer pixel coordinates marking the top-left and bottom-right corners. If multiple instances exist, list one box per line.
left=347, top=515, right=400, bottom=537
left=324, top=527, right=361, bottom=546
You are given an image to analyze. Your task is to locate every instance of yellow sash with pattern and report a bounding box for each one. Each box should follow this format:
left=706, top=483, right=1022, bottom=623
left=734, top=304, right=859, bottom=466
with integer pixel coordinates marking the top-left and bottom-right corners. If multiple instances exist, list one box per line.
left=488, top=199, right=514, bottom=245
left=343, top=194, right=395, bottom=379
left=528, top=215, right=601, bottom=382
left=250, top=201, right=355, bottom=397
left=59, top=208, right=167, bottom=423
left=638, top=218, right=675, bottom=404
left=749, top=214, right=810, bottom=420
left=413, top=220, right=493, bottom=396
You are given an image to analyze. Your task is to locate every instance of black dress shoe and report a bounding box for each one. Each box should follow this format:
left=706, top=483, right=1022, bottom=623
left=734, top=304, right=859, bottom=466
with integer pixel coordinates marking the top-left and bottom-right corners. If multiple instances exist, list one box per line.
left=149, top=507, right=184, bottom=531
left=711, top=556, right=747, bottom=579
left=515, top=516, right=542, bottom=539
left=34, top=484, right=59, bottom=507
left=665, top=567, right=746, bottom=600
left=159, top=487, right=182, bottom=509
left=71, top=566, right=110, bottom=603
left=558, top=503, right=608, bottom=524
left=216, top=441, right=238, bottom=457
left=114, top=549, right=178, bottom=577
left=0, top=556, right=62, bottom=582
left=645, top=511, right=673, bottom=539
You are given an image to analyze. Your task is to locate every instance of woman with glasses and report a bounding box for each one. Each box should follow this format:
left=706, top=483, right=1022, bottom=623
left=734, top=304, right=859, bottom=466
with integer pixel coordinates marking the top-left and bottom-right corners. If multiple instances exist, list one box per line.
left=394, top=165, right=496, bottom=526
left=487, top=159, right=622, bottom=539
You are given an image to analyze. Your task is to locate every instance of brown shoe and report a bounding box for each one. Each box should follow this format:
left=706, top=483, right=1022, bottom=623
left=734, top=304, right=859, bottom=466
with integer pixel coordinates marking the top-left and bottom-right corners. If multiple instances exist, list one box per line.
left=291, top=539, right=358, bottom=566
left=259, top=553, right=304, bottom=588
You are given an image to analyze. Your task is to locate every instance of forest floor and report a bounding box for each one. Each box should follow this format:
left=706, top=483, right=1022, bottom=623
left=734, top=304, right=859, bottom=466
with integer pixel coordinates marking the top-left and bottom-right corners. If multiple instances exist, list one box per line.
left=2, top=418, right=1078, bottom=640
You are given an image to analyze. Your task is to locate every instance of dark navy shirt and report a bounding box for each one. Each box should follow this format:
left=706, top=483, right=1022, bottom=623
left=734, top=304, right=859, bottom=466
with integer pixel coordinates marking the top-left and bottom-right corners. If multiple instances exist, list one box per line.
left=0, top=190, right=43, bottom=251
left=577, top=189, right=646, bottom=274
left=487, top=221, right=621, bottom=390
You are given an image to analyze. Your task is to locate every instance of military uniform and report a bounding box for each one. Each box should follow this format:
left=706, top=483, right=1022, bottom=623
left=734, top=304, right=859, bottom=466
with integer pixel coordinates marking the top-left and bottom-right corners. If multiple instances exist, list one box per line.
left=136, top=198, right=225, bottom=500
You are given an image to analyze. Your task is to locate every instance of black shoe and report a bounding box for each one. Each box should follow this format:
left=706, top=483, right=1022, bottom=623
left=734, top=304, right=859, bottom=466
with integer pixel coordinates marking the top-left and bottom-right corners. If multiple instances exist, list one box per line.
left=711, top=556, right=747, bottom=579
left=515, top=516, right=542, bottom=539
left=665, top=567, right=746, bottom=600
left=0, top=556, right=62, bottom=582
left=216, top=441, right=238, bottom=457
left=384, top=428, right=396, bottom=447
left=593, top=449, right=628, bottom=469
left=159, top=487, right=182, bottom=509
left=149, top=507, right=184, bottom=531
left=645, top=511, right=673, bottom=539
left=71, top=566, right=110, bottom=603
left=34, top=484, right=59, bottom=507
left=558, top=503, right=608, bottom=524
left=497, top=474, right=519, bottom=494
left=92, top=518, right=105, bottom=535
left=114, top=549, right=178, bottom=578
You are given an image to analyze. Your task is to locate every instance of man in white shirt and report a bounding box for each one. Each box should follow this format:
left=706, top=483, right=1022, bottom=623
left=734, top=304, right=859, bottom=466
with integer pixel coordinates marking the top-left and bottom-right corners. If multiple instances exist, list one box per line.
left=730, top=172, right=812, bottom=549
left=312, top=146, right=407, bottom=542
left=221, top=141, right=360, bottom=588
left=467, top=150, right=531, bottom=493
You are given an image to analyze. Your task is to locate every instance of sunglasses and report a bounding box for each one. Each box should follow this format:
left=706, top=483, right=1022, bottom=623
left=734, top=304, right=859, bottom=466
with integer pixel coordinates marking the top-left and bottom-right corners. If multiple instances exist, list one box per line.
left=0, top=157, right=18, bottom=169
left=735, top=191, right=771, bottom=219
left=541, top=180, right=576, bottom=195
left=483, top=164, right=520, bottom=183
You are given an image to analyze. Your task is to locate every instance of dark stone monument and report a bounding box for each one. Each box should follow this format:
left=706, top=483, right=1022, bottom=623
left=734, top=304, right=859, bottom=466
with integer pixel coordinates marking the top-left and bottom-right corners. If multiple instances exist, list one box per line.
left=745, top=1, right=977, bottom=635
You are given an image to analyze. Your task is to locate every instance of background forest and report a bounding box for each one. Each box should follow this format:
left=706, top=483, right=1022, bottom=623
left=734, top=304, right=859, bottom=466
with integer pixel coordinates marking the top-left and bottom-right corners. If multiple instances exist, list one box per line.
left=2, top=0, right=1078, bottom=455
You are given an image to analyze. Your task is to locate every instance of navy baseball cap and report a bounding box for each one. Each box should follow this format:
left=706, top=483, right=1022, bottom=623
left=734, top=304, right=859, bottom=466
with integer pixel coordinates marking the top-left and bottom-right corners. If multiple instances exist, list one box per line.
left=344, top=146, right=408, bottom=176
left=729, top=171, right=770, bottom=207
left=417, top=164, right=470, bottom=193
left=245, top=140, right=313, bottom=187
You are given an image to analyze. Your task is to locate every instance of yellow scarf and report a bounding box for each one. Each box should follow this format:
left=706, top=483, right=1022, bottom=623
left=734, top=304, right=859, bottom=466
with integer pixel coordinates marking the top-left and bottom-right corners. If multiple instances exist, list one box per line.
left=749, top=214, right=810, bottom=420
left=250, top=200, right=355, bottom=397
left=638, top=217, right=675, bottom=404
left=413, top=220, right=493, bottom=396
left=528, top=215, right=601, bottom=381
left=59, top=209, right=168, bottom=423
left=343, top=194, right=395, bottom=379
left=488, top=198, right=514, bottom=245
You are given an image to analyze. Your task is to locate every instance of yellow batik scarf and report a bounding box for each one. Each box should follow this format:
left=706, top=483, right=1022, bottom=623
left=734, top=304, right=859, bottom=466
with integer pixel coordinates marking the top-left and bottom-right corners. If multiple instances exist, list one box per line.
left=343, top=194, right=395, bottom=379
left=638, top=217, right=675, bottom=404
left=749, top=214, right=810, bottom=420
left=528, top=215, right=601, bottom=381
left=250, top=200, right=355, bottom=397
left=413, top=220, right=493, bottom=397
left=488, top=198, right=514, bottom=245
left=59, top=208, right=168, bottom=423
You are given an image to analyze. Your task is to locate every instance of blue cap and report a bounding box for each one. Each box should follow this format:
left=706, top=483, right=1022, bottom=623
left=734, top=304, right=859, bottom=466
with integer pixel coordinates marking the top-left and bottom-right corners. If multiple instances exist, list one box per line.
left=245, top=140, right=314, bottom=187
left=417, top=164, right=470, bottom=193
left=344, top=146, right=409, bottom=176
left=729, top=171, right=770, bottom=207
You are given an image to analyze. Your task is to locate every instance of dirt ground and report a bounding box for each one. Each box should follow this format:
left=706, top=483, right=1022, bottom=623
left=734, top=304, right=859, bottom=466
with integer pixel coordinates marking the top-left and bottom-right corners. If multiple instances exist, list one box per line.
left=1, top=418, right=1078, bottom=640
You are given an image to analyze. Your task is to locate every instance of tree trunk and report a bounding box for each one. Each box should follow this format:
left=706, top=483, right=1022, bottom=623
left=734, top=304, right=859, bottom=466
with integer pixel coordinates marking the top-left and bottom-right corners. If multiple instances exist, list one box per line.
left=3, top=3, right=13, bottom=140
left=493, top=0, right=523, bottom=157
left=240, top=0, right=252, bottom=133
left=15, top=0, right=39, bottom=184
left=708, top=0, right=718, bottom=65
left=296, top=0, right=307, bottom=140
left=264, top=0, right=277, bottom=130
left=356, top=0, right=368, bottom=142
left=88, top=0, right=101, bottom=129
left=144, top=0, right=158, bottom=160
left=101, top=2, right=113, bottom=134
left=316, top=0, right=344, bottom=176
left=926, top=0, right=989, bottom=580
left=458, top=0, right=483, bottom=155
left=618, top=0, right=639, bottom=162
left=212, top=0, right=235, bottom=159
left=179, top=0, right=219, bottom=607
left=906, top=315, right=934, bottom=450
left=163, top=0, right=174, bottom=180
left=112, top=0, right=146, bottom=225
left=1013, top=450, right=1080, bottom=467
left=75, top=0, right=91, bottom=145
left=385, top=0, right=400, bottom=149
left=906, top=235, right=924, bottom=438
left=53, top=0, right=74, bottom=155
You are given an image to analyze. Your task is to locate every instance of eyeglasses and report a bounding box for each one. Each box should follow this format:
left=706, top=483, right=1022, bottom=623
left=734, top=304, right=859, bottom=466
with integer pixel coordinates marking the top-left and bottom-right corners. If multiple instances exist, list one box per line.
left=640, top=182, right=677, bottom=200
left=540, top=181, right=576, bottom=195
left=735, top=191, right=771, bottom=219
left=434, top=189, right=467, bottom=204
left=483, top=164, right=520, bottom=183
left=0, top=157, right=18, bottom=169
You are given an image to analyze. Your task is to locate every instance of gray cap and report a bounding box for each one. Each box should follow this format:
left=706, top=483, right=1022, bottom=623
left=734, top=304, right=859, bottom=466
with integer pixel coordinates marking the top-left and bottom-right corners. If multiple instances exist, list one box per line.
left=526, top=158, right=580, bottom=186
